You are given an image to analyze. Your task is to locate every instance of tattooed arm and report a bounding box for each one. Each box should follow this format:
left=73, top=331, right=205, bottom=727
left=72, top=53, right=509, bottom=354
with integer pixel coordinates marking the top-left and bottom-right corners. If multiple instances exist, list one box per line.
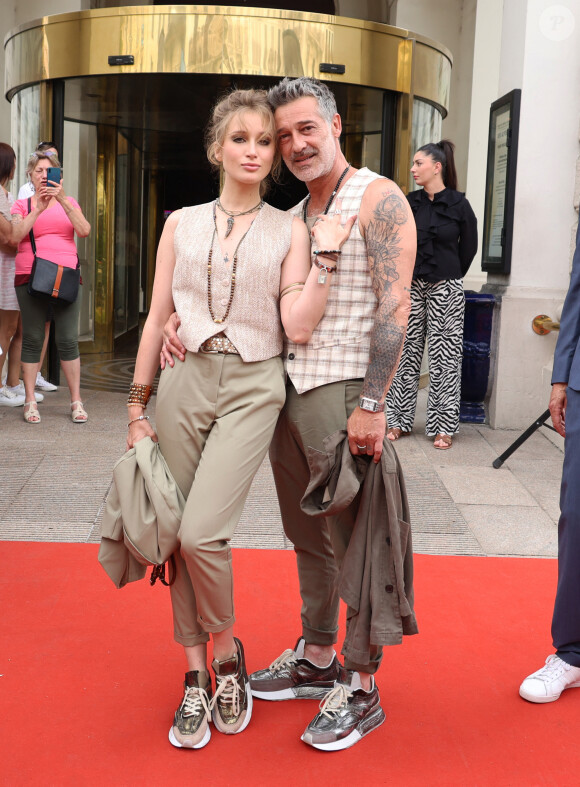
left=347, top=178, right=416, bottom=461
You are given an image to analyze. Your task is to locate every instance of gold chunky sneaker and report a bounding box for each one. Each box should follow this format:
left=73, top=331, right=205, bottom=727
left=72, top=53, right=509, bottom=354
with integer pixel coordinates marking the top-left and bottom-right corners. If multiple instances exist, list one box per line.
left=169, top=670, right=212, bottom=749
left=211, top=637, right=253, bottom=734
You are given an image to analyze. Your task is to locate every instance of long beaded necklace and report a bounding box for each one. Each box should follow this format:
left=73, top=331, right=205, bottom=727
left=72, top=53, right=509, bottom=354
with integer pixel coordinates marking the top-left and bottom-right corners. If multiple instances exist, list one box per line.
left=302, top=165, right=351, bottom=223
left=216, top=197, right=263, bottom=238
left=207, top=202, right=263, bottom=324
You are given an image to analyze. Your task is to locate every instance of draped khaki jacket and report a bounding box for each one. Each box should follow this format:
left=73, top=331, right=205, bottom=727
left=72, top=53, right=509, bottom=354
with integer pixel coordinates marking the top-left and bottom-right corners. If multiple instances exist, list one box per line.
left=300, top=431, right=418, bottom=667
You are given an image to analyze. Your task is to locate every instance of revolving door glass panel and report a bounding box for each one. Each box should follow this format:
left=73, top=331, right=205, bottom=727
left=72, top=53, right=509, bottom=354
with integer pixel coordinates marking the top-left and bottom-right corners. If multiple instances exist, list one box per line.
left=114, top=132, right=142, bottom=344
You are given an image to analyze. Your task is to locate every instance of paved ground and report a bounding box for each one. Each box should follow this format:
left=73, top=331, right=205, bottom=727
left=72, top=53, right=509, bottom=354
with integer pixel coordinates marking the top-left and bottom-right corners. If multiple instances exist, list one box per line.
left=0, top=383, right=564, bottom=557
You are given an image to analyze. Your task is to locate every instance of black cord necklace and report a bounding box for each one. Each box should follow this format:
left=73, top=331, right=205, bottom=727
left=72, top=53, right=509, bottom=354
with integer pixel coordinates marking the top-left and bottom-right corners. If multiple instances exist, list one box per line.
left=216, top=197, right=263, bottom=238
left=302, top=165, right=351, bottom=223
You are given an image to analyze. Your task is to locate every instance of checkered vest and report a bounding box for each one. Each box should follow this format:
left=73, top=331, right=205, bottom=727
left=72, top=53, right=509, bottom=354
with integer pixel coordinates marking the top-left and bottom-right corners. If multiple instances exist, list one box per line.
left=286, top=167, right=382, bottom=393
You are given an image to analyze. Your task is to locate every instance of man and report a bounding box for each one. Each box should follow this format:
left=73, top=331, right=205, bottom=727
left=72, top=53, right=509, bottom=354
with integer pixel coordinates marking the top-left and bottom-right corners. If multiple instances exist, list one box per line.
left=162, top=77, right=416, bottom=749
left=519, top=220, right=580, bottom=703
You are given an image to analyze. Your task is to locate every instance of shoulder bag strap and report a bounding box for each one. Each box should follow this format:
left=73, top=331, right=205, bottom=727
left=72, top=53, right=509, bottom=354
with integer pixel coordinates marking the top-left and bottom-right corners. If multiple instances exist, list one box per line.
left=27, top=197, right=37, bottom=256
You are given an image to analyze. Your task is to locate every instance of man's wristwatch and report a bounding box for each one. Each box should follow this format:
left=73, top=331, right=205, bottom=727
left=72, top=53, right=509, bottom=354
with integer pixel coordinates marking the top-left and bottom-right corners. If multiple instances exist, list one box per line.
left=358, top=396, right=385, bottom=413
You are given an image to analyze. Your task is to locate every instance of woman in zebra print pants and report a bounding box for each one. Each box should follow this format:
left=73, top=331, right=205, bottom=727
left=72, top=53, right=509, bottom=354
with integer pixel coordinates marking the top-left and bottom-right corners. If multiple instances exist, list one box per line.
left=386, top=140, right=478, bottom=449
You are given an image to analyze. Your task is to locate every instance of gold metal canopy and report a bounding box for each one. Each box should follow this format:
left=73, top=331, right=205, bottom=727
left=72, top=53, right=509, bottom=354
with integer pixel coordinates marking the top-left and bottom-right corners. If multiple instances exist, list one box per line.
left=4, top=5, right=451, bottom=112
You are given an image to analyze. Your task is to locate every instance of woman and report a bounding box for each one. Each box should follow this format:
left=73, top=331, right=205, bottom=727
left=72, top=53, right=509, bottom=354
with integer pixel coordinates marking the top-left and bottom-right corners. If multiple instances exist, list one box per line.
left=10, top=149, right=91, bottom=423
left=386, top=139, right=477, bottom=449
left=0, top=143, right=23, bottom=406
left=126, top=89, right=353, bottom=750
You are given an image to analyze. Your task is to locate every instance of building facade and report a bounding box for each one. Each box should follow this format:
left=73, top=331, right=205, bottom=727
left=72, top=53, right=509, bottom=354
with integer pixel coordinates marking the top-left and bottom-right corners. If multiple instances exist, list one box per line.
left=2, top=0, right=579, bottom=428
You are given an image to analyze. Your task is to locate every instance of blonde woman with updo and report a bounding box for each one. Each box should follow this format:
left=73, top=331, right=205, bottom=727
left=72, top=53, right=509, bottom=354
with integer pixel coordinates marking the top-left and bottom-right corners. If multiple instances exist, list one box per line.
left=126, top=88, right=354, bottom=750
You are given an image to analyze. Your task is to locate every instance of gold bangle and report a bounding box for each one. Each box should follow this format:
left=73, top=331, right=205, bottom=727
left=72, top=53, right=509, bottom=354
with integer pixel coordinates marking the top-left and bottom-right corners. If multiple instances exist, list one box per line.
left=280, top=281, right=306, bottom=296
left=280, top=286, right=304, bottom=300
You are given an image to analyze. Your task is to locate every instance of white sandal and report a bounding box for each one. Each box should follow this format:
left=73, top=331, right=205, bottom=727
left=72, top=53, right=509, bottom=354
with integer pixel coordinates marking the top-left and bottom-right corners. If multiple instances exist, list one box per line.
left=23, top=401, right=41, bottom=423
left=71, top=401, right=88, bottom=423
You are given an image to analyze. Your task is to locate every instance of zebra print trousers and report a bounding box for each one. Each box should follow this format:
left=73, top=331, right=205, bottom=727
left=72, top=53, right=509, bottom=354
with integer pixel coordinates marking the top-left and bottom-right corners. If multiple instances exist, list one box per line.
left=387, top=277, right=464, bottom=436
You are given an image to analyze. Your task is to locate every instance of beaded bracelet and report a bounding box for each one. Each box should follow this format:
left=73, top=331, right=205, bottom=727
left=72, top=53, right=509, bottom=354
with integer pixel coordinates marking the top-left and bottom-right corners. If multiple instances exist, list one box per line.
left=313, top=258, right=337, bottom=284
left=127, top=383, right=153, bottom=408
left=313, top=249, right=342, bottom=256
left=127, top=414, right=150, bottom=428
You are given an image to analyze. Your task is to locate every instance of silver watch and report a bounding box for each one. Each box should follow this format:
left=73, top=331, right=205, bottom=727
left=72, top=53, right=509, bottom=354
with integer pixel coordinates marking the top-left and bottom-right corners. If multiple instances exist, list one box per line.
left=358, top=396, right=384, bottom=413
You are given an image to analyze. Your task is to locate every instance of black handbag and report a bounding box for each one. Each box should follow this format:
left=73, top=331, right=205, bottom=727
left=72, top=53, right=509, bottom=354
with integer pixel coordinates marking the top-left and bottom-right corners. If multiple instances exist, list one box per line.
left=26, top=198, right=80, bottom=304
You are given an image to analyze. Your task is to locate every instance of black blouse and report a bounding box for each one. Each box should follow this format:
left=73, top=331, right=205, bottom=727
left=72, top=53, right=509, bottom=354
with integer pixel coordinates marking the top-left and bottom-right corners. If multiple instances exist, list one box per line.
left=407, top=188, right=478, bottom=282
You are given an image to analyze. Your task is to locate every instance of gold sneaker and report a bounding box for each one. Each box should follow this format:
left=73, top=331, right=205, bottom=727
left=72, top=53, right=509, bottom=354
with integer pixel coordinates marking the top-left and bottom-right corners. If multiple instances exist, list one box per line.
left=211, top=637, right=253, bottom=734
left=169, top=670, right=212, bottom=749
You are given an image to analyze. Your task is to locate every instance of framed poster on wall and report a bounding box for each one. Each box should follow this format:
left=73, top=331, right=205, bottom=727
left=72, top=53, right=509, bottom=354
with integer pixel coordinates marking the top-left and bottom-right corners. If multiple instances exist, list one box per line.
left=481, top=89, right=521, bottom=274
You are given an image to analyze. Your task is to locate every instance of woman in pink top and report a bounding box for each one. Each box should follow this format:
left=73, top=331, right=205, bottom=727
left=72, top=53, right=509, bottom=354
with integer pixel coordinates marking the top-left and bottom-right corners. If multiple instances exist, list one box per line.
left=11, top=149, right=91, bottom=423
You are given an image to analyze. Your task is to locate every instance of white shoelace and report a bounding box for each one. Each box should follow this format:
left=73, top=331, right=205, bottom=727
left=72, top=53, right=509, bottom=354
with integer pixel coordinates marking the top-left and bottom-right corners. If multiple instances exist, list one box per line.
left=268, top=648, right=297, bottom=673
left=536, top=654, right=568, bottom=679
left=180, top=685, right=211, bottom=721
left=317, top=684, right=352, bottom=718
left=211, top=674, right=242, bottom=715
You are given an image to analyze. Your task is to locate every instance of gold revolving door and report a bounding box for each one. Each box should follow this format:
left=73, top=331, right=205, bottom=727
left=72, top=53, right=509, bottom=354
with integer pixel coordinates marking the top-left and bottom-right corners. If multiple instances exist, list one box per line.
left=4, top=6, right=451, bottom=358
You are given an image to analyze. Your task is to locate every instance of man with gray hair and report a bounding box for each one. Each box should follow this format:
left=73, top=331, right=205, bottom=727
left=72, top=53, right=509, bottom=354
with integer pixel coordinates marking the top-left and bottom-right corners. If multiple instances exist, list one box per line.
left=161, top=77, right=417, bottom=750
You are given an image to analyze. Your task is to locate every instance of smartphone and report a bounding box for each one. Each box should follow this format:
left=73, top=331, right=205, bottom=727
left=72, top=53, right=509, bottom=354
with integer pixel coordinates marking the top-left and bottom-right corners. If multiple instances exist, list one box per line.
left=46, top=166, right=61, bottom=186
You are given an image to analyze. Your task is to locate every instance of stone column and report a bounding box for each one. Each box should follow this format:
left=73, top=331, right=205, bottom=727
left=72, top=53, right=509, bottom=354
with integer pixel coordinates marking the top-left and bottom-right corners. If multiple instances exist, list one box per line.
left=485, top=0, right=579, bottom=428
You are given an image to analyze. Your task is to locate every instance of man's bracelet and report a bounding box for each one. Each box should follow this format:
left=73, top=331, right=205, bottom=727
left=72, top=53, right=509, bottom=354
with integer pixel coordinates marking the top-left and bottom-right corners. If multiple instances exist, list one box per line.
left=313, top=258, right=337, bottom=274
left=313, top=249, right=341, bottom=256
left=127, top=414, right=150, bottom=427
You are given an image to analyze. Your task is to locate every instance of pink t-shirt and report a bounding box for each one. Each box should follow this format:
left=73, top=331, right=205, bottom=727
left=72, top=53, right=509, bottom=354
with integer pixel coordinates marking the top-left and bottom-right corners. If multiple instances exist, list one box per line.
left=11, top=198, right=81, bottom=278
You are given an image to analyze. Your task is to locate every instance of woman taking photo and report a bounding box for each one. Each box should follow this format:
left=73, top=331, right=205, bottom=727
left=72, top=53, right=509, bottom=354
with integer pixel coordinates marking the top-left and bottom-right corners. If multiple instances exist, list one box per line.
left=126, top=89, right=353, bottom=750
left=386, top=139, right=477, bottom=449
left=10, top=149, right=91, bottom=423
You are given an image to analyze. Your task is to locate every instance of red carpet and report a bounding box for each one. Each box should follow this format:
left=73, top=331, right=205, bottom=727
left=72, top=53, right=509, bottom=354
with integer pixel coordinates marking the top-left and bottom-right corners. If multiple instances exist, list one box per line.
left=1, top=544, right=578, bottom=786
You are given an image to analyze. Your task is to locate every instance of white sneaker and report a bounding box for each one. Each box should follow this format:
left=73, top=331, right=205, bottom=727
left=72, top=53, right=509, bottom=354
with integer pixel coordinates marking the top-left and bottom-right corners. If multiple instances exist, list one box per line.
left=520, top=654, right=580, bottom=703
left=36, top=372, right=57, bottom=392
left=9, top=382, right=44, bottom=403
left=0, top=385, right=25, bottom=407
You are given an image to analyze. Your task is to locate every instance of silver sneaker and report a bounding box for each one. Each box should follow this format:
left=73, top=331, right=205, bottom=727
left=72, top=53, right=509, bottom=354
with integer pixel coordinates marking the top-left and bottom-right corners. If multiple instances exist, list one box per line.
left=0, top=385, right=25, bottom=407
left=169, top=670, right=212, bottom=749
left=250, top=637, right=341, bottom=701
left=301, top=671, right=385, bottom=751
left=520, top=654, right=580, bottom=703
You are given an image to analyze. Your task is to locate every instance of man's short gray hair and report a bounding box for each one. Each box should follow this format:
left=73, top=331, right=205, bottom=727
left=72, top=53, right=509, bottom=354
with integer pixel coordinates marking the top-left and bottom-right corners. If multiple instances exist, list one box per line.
left=268, top=77, right=338, bottom=126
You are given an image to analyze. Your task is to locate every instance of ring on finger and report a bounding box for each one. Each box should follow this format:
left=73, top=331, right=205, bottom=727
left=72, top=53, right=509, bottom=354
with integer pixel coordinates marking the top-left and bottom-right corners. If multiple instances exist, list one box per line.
left=356, top=443, right=367, bottom=450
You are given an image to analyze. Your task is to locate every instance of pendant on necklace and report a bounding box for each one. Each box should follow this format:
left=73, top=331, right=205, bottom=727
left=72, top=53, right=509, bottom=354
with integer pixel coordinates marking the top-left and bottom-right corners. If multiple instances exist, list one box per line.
left=225, top=216, right=234, bottom=238
left=317, top=269, right=327, bottom=285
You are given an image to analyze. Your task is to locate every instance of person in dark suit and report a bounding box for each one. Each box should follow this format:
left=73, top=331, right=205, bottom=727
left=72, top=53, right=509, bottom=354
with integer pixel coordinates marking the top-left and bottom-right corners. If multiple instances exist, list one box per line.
left=519, top=220, right=580, bottom=703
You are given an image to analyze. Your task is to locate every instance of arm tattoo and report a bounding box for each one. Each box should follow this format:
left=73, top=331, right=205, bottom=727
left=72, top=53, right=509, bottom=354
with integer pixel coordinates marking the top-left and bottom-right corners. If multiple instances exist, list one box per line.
left=362, top=190, right=409, bottom=400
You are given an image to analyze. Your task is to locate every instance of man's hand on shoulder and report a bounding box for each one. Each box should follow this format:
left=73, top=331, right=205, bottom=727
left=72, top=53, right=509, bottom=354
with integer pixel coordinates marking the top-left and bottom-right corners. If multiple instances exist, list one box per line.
left=160, top=312, right=185, bottom=369
left=549, top=382, right=567, bottom=437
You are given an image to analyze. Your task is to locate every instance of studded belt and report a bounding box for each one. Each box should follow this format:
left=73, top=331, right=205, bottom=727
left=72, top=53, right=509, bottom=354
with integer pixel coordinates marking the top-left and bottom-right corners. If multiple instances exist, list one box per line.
left=200, top=333, right=240, bottom=354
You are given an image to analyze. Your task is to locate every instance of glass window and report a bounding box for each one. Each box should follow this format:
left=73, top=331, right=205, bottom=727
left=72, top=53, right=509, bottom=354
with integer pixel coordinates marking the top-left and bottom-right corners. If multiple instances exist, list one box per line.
left=63, top=120, right=97, bottom=342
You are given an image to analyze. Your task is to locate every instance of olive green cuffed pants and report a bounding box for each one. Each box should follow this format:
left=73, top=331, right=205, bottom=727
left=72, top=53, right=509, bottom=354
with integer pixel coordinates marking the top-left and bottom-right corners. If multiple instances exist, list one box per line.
left=269, top=378, right=383, bottom=674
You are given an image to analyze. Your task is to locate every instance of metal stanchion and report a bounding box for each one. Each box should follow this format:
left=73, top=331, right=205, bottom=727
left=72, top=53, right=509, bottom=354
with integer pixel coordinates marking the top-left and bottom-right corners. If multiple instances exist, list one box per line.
left=492, top=313, right=560, bottom=468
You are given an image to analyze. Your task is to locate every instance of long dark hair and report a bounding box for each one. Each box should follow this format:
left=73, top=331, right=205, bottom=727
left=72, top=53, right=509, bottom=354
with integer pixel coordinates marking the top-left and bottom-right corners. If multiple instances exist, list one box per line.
left=417, top=139, right=457, bottom=191
left=0, top=142, right=16, bottom=186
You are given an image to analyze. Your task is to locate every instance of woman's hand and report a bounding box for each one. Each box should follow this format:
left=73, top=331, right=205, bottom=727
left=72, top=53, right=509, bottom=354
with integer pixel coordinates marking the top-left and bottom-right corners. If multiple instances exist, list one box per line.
left=49, top=178, right=67, bottom=204
left=33, top=190, right=52, bottom=213
left=126, top=417, right=158, bottom=450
